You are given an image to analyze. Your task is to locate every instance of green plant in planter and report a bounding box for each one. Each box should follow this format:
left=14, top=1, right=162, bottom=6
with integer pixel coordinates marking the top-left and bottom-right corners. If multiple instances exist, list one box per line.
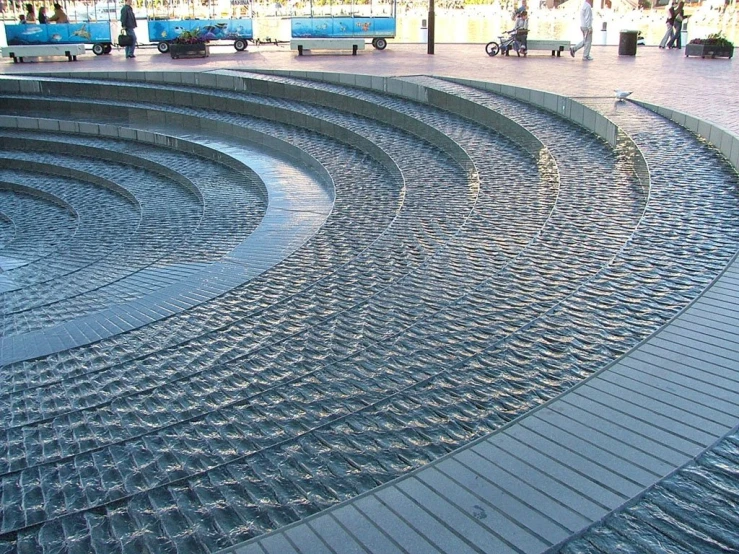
left=174, top=28, right=207, bottom=44
left=689, top=31, right=734, bottom=49
left=169, top=27, right=209, bottom=58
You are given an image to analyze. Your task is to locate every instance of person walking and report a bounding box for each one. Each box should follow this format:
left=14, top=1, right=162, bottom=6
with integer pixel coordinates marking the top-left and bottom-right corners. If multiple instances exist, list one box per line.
left=570, top=0, right=593, bottom=61
left=658, top=2, right=675, bottom=48
left=666, top=1, right=687, bottom=49
left=120, top=0, right=137, bottom=59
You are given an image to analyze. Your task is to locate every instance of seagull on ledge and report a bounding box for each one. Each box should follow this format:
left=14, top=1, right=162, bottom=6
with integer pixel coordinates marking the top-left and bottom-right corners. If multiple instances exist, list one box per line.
left=614, top=90, right=633, bottom=101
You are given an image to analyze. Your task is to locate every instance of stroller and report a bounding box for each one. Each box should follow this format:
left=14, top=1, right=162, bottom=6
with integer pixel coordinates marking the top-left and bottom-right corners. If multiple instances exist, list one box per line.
left=486, top=29, right=528, bottom=57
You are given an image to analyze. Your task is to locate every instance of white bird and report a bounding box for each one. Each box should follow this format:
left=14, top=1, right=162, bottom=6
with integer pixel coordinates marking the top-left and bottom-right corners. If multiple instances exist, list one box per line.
left=614, top=89, right=633, bottom=101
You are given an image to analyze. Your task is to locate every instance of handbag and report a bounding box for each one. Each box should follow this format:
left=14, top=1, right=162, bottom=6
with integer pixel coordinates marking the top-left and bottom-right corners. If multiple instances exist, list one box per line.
left=118, top=31, right=134, bottom=46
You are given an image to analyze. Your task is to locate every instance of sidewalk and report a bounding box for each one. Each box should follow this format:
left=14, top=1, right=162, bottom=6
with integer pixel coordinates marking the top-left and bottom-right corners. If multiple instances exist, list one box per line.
left=2, top=42, right=736, bottom=134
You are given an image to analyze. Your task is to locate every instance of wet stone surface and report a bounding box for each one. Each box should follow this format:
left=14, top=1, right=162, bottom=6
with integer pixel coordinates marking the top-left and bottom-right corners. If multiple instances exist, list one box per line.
left=0, top=75, right=737, bottom=553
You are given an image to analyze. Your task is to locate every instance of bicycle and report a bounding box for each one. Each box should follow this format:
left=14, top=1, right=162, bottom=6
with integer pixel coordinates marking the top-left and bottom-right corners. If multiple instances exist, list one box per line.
left=486, top=29, right=527, bottom=57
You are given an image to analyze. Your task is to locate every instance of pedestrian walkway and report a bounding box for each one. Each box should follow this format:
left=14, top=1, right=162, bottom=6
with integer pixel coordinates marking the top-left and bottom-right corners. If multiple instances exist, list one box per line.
left=0, top=42, right=737, bottom=554
left=1, top=42, right=736, bottom=134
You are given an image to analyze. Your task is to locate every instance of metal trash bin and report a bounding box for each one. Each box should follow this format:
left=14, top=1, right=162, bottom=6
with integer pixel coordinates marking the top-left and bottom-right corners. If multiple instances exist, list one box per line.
left=618, top=30, right=638, bottom=56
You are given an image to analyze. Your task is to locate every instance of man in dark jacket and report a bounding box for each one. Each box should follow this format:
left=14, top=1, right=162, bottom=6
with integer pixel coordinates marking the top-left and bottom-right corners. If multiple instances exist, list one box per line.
left=120, top=0, right=137, bottom=58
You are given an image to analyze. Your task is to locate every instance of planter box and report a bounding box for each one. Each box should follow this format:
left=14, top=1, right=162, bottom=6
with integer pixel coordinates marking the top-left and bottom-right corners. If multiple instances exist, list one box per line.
left=170, top=43, right=209, bottom=59
left=685, top=43, right=733, bottom=59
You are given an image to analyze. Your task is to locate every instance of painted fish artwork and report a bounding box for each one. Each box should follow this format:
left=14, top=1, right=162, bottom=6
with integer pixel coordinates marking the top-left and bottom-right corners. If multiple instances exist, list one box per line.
left=148, top=18, right=254, bottom=44
left=72, top=25, right=91, bottom=39
left=290, top=16, right=395, bottom=38
left=4, top=22, right=112, bottom=45
left=20, top=25, right=44, bottom=36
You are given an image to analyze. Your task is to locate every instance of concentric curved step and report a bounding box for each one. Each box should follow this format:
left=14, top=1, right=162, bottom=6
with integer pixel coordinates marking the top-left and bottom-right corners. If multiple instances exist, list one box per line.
left=0, top=71, right=736, bottom=554
left=0, top=120, right=336, bottom=363
left=0, top=180, right=80, bottom=275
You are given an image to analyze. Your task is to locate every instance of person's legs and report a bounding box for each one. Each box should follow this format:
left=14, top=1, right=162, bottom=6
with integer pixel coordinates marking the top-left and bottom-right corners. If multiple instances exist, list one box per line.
left=659, top=23, right=673, bottom=48
left=582, top=28, right=593, bottom=58
left=667, top=22, right=680, bottom=47
left=571, top=26, right=587, bottom=54
left=674, top=21, right=682, bottom=48
left=126, top=28, right=136, bottom=57
left=516, top=32, right=527, bottom=52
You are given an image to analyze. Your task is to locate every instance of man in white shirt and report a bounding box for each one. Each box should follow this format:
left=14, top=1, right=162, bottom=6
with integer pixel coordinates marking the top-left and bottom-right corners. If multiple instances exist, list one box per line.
left=570, top=0, right=594, bottom=61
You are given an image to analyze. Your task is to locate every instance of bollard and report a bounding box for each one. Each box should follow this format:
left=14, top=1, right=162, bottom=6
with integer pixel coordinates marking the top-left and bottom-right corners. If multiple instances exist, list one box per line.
left=601, top=21, right=607, bottom=46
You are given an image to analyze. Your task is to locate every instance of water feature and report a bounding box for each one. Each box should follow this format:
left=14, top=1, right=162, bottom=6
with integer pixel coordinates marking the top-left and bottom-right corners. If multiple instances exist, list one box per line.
left=0, top=72, right=738, bottom=553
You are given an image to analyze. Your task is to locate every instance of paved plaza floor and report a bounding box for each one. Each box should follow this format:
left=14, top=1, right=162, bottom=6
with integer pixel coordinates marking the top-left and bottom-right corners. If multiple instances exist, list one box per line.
left=2, top=41, right=737, bottom=133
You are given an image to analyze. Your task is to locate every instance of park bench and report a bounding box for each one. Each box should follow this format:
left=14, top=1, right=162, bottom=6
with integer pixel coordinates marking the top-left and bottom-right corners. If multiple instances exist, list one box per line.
left=526, top=39, right=570, bottom=56
left=290, top=38, right=366, bottom=56
left=1, top=44, right=86, bottom=63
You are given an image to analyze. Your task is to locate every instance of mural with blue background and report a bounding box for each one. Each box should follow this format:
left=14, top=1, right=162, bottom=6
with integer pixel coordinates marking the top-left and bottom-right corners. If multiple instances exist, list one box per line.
left=148, top=19, right=253, bottom=42
left=291, top=17, right=396, bottom=38
left=4, top=22, right=111, bottom=45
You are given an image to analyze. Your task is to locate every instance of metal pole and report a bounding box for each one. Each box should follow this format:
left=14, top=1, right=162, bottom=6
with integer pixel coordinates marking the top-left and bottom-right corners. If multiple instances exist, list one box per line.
left=427, top=0, right=434, bottom=54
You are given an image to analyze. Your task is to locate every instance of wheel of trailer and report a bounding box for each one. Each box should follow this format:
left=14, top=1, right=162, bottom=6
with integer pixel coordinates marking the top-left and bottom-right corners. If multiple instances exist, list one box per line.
left=103, top=43, right=112, bottom=54
left=234, top=39, right=247, bottom=51
left=485, top=41, right=500, bottom=56
left=372, top=37, right=387, bottom=50
left=92, top=43, right=105, bottom=55
left=157, top=42, right=170, bottom=54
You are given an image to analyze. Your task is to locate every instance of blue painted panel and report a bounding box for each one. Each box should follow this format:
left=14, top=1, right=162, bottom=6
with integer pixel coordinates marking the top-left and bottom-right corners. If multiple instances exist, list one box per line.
left=5, top=22, right=111, bottom=45
left=291, top=17, right=395, bottom=38
left=148, top=18, right=253, bottom=42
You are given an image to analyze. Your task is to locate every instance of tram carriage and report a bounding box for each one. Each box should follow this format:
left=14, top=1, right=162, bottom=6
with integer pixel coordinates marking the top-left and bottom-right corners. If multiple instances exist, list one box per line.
left=3, top=2, right=117, bottom=55
left=291, top=0, right=396, bottom=50
left=147, top=0, right=254, bottom=53
left=2, top=0, right=396, bottom=55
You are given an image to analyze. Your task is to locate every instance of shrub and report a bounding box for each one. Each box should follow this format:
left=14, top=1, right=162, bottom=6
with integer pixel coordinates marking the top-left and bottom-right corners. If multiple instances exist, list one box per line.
left=689, top=31, right=734, bottom=48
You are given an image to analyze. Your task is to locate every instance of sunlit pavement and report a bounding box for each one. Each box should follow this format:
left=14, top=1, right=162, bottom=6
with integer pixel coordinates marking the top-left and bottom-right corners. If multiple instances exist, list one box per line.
left=2, top=41, right=736, bottom=134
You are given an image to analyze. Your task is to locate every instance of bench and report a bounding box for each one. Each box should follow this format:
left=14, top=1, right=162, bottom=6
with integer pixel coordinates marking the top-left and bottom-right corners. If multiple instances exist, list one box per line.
left=1, top=44, right=86, bottom=63
left=290, top=38, right=366, bottom=56
left=525, top=39, right=571, bottom=56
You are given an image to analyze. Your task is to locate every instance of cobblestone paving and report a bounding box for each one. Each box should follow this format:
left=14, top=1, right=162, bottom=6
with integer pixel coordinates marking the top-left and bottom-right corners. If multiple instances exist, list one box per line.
left=0, top=48, right=737, bottom=553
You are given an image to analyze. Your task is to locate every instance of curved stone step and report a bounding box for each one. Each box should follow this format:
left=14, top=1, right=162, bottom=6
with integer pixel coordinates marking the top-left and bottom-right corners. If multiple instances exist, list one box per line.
left=222, top=79, right=739, bottom=554
left=0, top=133, right=266, bottom=327
left=0, top=180, right=80, bottom=272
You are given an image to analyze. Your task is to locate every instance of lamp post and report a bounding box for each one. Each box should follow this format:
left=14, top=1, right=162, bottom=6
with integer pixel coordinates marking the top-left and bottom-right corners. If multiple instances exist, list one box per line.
left=428, top=0, right=435, bottom=54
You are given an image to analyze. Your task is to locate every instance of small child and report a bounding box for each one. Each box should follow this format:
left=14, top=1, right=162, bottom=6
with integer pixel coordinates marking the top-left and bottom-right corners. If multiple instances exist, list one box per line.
left=18, top=13, right=26, bottom=23
left=513, top=10, right=529, bottom=52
